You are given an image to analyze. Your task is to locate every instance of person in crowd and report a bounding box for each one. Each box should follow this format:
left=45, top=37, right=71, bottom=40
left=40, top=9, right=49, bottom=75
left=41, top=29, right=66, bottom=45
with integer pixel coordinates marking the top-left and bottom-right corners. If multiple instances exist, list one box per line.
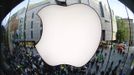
left=101, top=71, right=104, bottom=75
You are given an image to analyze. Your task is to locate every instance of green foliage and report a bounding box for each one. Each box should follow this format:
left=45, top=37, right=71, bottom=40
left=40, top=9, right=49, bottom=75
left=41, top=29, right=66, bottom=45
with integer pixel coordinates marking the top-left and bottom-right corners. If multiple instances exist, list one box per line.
left=116, top=18, right=130, bottom=43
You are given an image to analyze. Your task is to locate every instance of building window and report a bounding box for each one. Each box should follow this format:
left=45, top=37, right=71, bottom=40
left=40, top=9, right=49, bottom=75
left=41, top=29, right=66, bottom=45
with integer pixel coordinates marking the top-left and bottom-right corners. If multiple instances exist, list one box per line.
left=20, top=20, right=21, bottom=23
left=31, top=21, right=33, bottom=28
left=99, top=2, right=104, bottom=17
left=102, top=30, right=105, bottom=41
left=31, top=31, right=33, bottom=39
left=24, top=31, right=26, bottom=39
left=32, top=13, right=34, bottom=18
left=24, top=22, right=26, bottom=30
left=40, top=23, right=42, bottom=27
left=40, top=29, right=42, bottom=37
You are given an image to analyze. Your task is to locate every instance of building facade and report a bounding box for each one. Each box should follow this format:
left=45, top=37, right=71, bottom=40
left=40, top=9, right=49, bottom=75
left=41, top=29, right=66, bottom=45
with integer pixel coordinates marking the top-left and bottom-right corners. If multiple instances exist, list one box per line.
left=23, top=0, right=114, bottom=43
left=3, top=0, right=115, bottom=45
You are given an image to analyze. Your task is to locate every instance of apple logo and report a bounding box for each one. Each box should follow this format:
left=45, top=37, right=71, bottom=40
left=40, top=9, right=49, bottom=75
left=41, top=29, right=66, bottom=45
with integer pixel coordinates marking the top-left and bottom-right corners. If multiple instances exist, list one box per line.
left=36, top=4, right=101, bottom=67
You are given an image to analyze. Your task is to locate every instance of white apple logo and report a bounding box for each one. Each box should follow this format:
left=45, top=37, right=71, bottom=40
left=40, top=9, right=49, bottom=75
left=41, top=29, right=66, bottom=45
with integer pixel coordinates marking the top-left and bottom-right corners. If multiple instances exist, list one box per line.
left=36, top=4, right=101, bottom=67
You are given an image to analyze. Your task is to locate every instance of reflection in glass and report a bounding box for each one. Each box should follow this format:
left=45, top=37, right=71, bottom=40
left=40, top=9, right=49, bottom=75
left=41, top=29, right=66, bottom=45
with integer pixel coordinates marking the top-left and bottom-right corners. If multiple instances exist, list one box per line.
left=0, top=0, right=134, bottom=75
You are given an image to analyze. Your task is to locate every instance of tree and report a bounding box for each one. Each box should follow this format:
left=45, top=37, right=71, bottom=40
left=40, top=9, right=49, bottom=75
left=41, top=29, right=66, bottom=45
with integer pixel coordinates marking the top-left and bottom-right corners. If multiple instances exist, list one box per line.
left=116, top=17, right=130, bottom=43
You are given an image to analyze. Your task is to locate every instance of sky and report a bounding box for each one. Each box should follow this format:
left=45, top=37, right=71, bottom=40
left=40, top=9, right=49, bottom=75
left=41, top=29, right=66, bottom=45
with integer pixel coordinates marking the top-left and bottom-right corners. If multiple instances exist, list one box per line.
left=108, top=0, right=134, bottom=20
left=98, top=0, right=134, bottom=20
left=29, top=0, right=48, bottom=4
left=2, top=0, right=134, bottom=26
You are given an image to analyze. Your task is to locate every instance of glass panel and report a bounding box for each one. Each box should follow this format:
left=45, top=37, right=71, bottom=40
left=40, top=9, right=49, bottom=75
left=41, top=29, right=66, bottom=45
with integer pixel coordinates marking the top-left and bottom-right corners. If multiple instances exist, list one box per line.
left=1, top=0, right=134, bottom=75
left=1, top=0, right=29, bottom=74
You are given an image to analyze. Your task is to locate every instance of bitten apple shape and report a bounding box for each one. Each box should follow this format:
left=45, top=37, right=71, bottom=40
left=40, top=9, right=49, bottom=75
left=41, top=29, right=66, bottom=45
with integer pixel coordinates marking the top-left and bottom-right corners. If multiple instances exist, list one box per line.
left=36, top=4, right=101, bottom=67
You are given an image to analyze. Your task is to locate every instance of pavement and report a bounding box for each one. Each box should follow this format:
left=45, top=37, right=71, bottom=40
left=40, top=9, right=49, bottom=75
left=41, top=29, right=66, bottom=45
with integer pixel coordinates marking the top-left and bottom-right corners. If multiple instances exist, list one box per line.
left=86, top=45, right=134, bottom=75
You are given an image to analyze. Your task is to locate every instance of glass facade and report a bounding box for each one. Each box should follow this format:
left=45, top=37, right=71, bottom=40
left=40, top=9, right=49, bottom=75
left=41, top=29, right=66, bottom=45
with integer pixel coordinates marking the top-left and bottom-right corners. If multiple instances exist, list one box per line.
left=0, top=0, right=134, bottom=75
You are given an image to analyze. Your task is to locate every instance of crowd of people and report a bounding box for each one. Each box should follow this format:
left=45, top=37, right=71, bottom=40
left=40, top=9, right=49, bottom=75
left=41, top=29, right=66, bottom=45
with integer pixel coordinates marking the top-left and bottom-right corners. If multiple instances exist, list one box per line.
left=2, top=45, right=89, bottom=75
left=0, top=42, right=134, bottom=75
